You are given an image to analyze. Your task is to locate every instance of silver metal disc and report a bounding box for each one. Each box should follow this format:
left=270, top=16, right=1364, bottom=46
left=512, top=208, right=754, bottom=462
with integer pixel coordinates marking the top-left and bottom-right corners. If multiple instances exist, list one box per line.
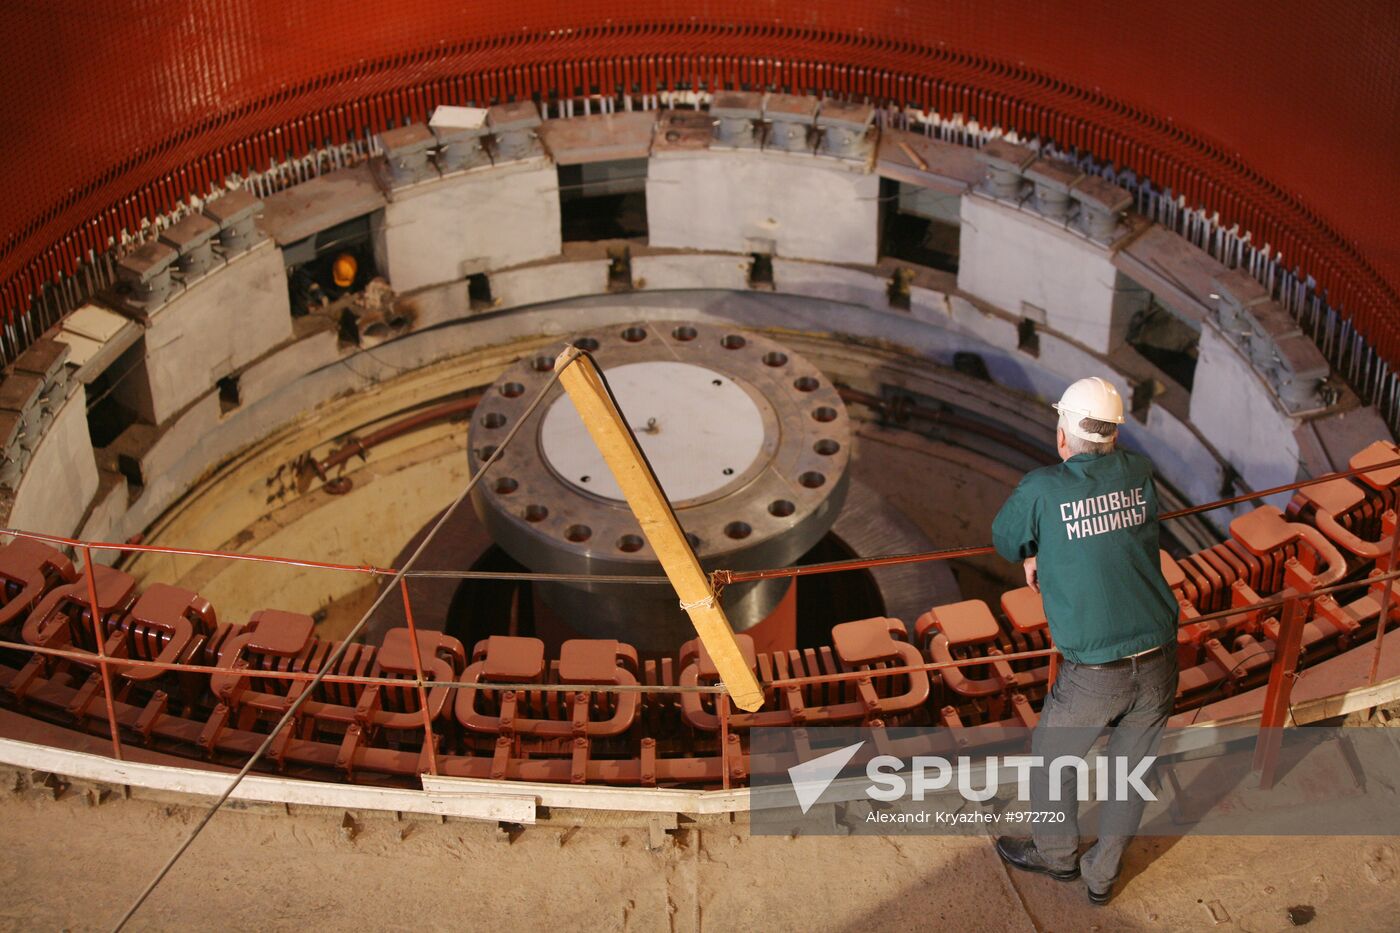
left=539, top=361, right=766, bottom=503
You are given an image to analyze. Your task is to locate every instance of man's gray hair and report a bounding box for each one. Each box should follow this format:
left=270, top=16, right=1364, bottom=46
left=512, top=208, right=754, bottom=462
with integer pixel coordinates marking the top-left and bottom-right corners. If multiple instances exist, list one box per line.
left=1060, top=413, right=1118, bottom=455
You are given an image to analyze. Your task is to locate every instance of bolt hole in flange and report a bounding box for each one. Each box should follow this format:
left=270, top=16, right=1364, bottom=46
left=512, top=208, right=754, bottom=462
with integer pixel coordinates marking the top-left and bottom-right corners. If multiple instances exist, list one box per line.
left=685, top=532, right=702, bottom=550
left=814, top=439, right=841, bottom=456
left=721, top=334, right=746, bottom=350
left=478, top=445, right=498, bottom=461
left=725, top=521, right=753, bottom=540
left=621, top=326, right=647, bottom=343
left=494, top=477, right=519, bottom=495
left=763, top=351, right=788, bottom=367
left=565, top=524, right=593, bottom=543
left=524, top=504, right=549, bottom=522
left=672, top=325, right=698, bottom=341
left=813, top=406, right=838, bottom=423
left=499, top=382, right=525, bottom=398
left=799, top=471, right=827, bottom=488
left=769, top=499, right=797, bottom=517
left=531, top=355, right=553, bottom=373
left=574, top=337, right=600, bottom=352
left=481, top=412, right=507, bottom=429
left=794, top=376, right=819, bottom=392
left=617, top=534, right=645, bottom=553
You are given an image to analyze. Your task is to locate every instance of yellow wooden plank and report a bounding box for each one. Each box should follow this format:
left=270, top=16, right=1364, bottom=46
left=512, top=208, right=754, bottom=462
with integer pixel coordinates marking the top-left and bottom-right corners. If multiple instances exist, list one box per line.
left=554, top=347, right=765, bottom=711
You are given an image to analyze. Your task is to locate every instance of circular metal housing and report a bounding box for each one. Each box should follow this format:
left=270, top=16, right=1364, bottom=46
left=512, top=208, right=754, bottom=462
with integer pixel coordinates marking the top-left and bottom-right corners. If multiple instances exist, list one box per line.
left=468, top=321, right=851, bottom=651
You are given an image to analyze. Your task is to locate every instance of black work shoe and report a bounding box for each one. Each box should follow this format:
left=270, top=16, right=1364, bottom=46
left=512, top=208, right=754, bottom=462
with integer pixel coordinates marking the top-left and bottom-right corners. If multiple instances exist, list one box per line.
left=1087, top=883, right=1113, bottom=905
left=994, top=836, right=1080, bottom=881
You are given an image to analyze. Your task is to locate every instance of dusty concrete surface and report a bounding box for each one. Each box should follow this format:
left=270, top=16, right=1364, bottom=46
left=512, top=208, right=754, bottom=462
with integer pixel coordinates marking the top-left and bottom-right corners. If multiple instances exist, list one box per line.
left=1, top=784, right=1398, bottom=932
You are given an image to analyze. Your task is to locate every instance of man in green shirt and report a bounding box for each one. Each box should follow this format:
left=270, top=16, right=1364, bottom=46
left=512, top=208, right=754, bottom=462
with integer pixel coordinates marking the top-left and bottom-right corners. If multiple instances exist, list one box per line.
left=990, top=376, right=1179, bottom=905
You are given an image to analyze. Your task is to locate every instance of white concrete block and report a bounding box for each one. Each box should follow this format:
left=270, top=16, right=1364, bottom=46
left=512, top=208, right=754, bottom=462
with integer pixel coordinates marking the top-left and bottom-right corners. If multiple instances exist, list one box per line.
left=238, top=327, right=344, bottom=411
left=9, top=388, right=99, bottom=537
left=400, top=279, right=470, bottom=332
left=491, top=260, right=611, bottom=310
left=958, top=194, right=1134, bottom=355
left=143, top=392, right=223, bottom=485
left=647, top=149, right=879, bottom=264
left=378, top=160, right=561, bottom=293
left=1037, top=332, right=1131, bottom=403
left=77, top=474, right=129, bottom=561
left=630, top=254, right=750, bottom=291
left=1131, top=399, right=1234, bottom=530
left=770, top=260, right=890, bottom=309
left=906, top=285, right=954, bottom=327
left=1190, top=322, right=1300, bottom=510
left=117, top=241, right=292, bottom=425
left=917, top=289, right=1046, bottom=396
left=940, top=295, right=1020, bottom=358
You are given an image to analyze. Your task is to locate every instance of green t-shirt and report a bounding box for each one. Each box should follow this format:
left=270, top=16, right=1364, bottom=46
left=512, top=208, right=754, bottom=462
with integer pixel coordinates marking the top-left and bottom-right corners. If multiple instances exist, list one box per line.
left=991, top=448, right=1177, bottom=664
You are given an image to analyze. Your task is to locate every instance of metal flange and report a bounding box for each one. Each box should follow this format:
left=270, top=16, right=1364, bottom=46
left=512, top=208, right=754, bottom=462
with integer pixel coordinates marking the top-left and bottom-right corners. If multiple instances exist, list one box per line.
left=468, top=321, right=851, bottom=649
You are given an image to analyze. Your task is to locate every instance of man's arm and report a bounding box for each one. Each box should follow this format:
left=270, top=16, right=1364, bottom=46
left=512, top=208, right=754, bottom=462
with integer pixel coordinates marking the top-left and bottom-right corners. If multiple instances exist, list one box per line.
left=992, top=478, right=1039, bottom=563
left=1022, top=556, right=1040, bottom=593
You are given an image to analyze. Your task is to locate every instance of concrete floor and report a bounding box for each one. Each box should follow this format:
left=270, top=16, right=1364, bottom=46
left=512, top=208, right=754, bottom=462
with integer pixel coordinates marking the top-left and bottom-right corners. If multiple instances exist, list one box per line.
left=2, top=785, right=1398, bottom=932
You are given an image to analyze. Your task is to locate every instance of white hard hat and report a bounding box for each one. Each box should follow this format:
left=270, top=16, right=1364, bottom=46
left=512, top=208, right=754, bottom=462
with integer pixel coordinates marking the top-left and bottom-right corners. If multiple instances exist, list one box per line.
left=1053, top=377, right=1124, bottom=442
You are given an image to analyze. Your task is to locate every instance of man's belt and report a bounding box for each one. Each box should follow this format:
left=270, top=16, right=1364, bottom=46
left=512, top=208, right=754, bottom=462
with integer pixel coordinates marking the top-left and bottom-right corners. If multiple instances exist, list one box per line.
left=1074, top=644, right=1167, bottom=670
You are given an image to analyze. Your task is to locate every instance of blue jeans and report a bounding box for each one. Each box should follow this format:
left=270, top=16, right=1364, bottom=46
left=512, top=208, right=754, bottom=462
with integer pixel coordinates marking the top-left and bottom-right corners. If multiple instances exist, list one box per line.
left=1029, top=648, right=1178, bottom=889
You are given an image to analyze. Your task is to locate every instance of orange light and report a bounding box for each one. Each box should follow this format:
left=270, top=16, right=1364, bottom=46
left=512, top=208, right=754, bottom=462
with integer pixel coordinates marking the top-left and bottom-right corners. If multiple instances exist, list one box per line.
left=332, top=253, right=357, bottom=288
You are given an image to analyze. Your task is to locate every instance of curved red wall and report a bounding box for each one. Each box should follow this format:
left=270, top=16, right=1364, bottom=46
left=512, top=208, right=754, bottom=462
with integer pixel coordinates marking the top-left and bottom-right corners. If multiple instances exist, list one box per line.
left=2, top=1, right=1397, bottom=356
